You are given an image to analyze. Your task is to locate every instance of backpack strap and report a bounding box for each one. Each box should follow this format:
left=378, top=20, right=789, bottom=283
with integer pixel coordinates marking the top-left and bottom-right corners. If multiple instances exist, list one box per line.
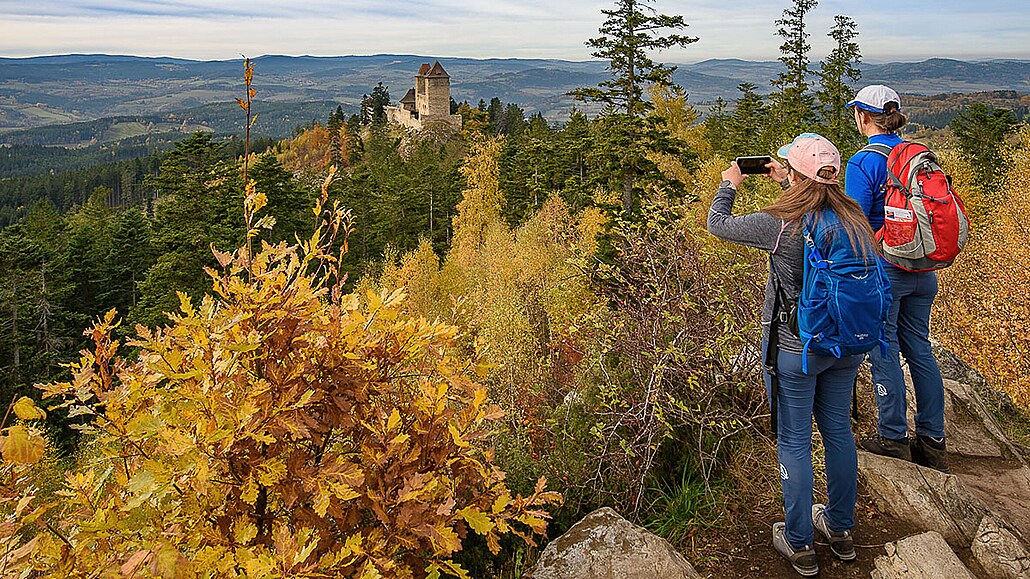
left=765, top=255, right=786, bottom=439
left=860, top=143, right=893, bottom=158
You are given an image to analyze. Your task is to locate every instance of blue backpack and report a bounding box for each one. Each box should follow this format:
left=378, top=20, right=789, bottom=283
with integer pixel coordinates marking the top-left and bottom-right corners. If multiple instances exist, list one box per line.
left=794, top=210, right=892, bottom=372
left=765, top=209, right=891, bottom=435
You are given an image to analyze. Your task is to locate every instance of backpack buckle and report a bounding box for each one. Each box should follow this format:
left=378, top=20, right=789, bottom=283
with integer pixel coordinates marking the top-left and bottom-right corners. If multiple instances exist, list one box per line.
left=778, top=311, right=790, bottom=323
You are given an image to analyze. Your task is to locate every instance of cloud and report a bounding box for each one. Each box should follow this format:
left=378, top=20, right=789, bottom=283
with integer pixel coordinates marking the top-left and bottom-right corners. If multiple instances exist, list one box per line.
left=0, top=0, right=1026, bottom=61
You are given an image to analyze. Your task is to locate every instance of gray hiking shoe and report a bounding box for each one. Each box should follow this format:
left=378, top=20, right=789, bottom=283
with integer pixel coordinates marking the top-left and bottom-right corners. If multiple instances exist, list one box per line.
left=812, top=504, right=856, bottom=561
left=912, top=435, right=950, bottom=473
left=857, top=434, right=912, bottom=461
left=772, top=522, right=819, bottom=577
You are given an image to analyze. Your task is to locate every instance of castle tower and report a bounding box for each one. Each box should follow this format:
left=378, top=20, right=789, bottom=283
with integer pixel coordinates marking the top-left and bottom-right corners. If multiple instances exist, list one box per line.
left=386, top=60, right=461, bottom=131
left=423, top=61, right=451, bottom=118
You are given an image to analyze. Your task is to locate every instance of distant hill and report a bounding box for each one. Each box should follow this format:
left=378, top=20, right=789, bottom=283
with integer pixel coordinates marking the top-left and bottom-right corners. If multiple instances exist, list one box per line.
left=1, top=53, right=1028, bottom=138
left=0, top=101, right=340, bottom=148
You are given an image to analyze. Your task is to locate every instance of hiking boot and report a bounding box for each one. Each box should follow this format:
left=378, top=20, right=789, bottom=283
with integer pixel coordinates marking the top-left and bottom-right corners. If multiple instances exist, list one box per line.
left=912, top=435, right=950, bottom=473
left=772, top=522, right=819, bottom=577
left=857, top=434, right=912, bottom=461
left=812, top=504, right=856, bottom=562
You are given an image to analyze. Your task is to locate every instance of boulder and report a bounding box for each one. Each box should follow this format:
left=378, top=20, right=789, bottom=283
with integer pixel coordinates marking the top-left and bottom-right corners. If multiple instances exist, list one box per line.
left=972, top=516, right=1030, bottom=579
left=528, top=507, right=700, bottom=579
left=857, top=450, right=989, bottom=546
left=871, top=531, right=976, bottom=579
left=903, top=375, right=1005, bottom=459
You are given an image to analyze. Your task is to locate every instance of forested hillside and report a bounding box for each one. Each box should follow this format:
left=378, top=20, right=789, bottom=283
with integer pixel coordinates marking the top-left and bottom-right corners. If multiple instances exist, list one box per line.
left=1, top=1, right=1027, bottom=577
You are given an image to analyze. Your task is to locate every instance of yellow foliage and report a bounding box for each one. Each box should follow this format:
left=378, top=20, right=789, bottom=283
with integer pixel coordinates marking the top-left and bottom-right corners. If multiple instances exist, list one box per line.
left=372, top=140, right=606, bottom=445
left=2, top=190, right=560, bottom=577
left=935, top=126, right=1030, bottom=408
left=648, top=84, right=713, bottom=185
left=276, top=123, right=356, bottom=174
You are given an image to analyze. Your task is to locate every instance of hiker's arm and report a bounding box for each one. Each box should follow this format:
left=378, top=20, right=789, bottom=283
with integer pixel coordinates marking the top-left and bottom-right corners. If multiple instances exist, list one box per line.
left=707, top=183, right=780, bottom=252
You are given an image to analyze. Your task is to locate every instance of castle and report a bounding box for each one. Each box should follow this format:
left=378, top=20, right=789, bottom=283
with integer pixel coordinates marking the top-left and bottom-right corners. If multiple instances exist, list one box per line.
left=385, top=61, right=462, bottom=131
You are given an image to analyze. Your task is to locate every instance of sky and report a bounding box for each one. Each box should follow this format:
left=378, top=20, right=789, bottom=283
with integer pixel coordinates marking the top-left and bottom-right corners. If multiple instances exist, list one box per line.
left=0, top=0, right=1028, bottom=63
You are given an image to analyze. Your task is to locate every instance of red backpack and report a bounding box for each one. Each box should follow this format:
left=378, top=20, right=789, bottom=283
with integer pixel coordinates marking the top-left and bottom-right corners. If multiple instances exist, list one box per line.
left=862, top=142, right=970, bottom=271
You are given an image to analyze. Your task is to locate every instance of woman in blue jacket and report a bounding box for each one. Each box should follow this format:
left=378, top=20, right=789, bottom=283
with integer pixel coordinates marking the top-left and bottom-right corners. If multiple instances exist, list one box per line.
left=845, top=85, right=948, bottom=472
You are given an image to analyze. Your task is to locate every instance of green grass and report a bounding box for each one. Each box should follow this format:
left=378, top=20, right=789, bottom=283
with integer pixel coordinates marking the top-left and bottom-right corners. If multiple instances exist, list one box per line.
left=643, top=459, right=724, bottom=548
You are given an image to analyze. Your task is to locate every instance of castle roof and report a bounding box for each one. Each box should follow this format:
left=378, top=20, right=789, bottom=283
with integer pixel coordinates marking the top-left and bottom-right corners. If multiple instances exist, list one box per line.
left=427, top=61, right=449, bottom=78
left=400, top=88, right=416, bottom=104
left=417, top=63, right=432, bottom=76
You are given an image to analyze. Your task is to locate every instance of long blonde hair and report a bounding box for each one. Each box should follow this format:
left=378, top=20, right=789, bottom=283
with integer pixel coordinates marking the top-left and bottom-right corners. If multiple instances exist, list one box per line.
left=764, top=168, right=877, bottom=261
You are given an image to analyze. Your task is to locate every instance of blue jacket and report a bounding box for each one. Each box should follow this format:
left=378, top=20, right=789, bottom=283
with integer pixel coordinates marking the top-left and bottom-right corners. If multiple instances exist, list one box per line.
left=845, top=133, right=903, bottom=231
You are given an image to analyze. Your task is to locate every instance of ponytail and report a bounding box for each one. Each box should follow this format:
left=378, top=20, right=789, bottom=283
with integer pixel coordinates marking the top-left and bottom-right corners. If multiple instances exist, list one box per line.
left=864, top=102, right=907, bottom=133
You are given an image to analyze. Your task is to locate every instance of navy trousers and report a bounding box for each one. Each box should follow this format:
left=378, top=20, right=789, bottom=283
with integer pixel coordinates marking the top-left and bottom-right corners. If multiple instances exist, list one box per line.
left=868, top=267, right=946, bottom=440
left=764, top=343, right=862, bottom=549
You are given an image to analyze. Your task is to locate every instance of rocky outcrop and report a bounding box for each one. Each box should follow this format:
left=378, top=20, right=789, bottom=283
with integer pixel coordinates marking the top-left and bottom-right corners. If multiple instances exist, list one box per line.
left=857, top=450, right=989, bottom=546
left=972, top=516, right=1030, bottom=579
left=861, top=352, right=1030, bottom=578
left=528, top=507, right=700, bottom=579
left=871, top=531, right=976, bottom=579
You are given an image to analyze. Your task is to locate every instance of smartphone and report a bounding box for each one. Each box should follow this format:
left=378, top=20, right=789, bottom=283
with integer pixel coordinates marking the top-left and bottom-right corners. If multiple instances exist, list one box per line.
left=736, top=155, right=772, bottom=175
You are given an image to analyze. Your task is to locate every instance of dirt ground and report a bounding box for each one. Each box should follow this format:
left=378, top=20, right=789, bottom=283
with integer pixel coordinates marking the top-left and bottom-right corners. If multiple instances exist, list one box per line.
left=692, top=479, right=919, bottom=578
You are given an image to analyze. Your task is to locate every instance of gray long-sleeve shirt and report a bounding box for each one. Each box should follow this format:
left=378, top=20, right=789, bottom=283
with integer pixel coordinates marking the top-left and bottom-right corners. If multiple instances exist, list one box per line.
left=707, top=183, right=804, bottom=354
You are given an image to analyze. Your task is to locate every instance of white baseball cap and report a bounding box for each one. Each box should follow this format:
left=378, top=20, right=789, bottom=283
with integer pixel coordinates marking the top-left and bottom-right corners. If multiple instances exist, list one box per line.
left=846, top=85, right=902, bottom=114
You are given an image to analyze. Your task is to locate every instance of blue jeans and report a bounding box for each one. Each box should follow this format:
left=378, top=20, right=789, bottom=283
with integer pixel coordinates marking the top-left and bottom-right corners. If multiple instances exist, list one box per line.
left=868, top=267, right=945, bottom=440
left=763, top=342, right=861, bottom=549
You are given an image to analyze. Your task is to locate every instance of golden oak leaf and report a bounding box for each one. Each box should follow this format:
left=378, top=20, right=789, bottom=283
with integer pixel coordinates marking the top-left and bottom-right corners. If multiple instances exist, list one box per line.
left=387, top=408, right=401, bottom=432
left=13, top=396, right=46, bottom=420
left=256, top=459, right=287, bottom=486
left=447, top=424, right=468, bottom=448
left=233, top=518, right=258, bottom=546
left=313, top=489, right=331, bottom=517
left=241, top=478, right=259, bottom=505
left=2, top=425, right=45, bottom=465
left=458, top=507, right=494, bottom=536
left=491, top=492, right=510, bottom=514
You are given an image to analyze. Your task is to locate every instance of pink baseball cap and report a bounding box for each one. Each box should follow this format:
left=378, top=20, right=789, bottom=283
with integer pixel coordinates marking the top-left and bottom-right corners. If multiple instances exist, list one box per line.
left=776, top=133, right=841, bottom=185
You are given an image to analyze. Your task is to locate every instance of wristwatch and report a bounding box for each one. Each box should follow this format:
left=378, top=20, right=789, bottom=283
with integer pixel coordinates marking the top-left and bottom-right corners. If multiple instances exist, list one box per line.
left=720, top=179, right=737, bottom=190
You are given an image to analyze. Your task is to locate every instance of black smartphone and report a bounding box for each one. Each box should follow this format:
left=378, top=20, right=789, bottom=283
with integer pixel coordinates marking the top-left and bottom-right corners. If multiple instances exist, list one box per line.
left=736, top=155, right=772, bottom=174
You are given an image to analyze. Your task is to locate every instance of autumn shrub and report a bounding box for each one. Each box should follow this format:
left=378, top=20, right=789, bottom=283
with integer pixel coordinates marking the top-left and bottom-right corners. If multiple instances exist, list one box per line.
left=935, top=126, right=1030, bottom=408
left=375, top=140, right=607, bottom=506
left=375, top=134, right=771, bottom=533
left=0, top=180, right=559, bottom=578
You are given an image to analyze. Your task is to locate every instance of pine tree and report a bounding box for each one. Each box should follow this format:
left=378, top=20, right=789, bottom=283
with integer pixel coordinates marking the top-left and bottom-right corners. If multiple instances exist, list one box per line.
left=726, top=83, right=770, bottom=158
left=817, top=15, right=863, bottom=157
left=769, top=0, right=819, bottom=142
left=952, top=103, right=1019, bottom=192
left=570, top=0, right=698, bottom=118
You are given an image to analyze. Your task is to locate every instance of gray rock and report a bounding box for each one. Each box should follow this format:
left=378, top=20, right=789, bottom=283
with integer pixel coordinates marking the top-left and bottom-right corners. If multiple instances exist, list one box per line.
left=871, top=531, right=976, bottom=579
left=528, top=507, right=700, bottom=579
left=901, top=374, right=1005, bottom=458
left=857, top=450, right=989, bottom=546
left=972, top=516, right=1030, bottom=579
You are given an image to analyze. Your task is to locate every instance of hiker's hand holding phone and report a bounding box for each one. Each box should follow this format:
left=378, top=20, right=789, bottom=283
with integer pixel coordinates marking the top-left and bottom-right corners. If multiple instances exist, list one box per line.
left=721, top=162, right=745, bottom=188
left=766, top=159, right=788, bottom=184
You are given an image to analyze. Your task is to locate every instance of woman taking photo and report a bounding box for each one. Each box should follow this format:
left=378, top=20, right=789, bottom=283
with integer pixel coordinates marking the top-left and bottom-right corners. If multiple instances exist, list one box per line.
left=845, top=85, right=949, bottom=472
left=708, top=134, right=878, bottom=576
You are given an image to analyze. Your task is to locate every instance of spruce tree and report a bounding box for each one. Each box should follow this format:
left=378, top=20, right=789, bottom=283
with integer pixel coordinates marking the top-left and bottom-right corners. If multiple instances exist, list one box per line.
left=571, top=0, right=698, bottom=118
left=952, top=103, right=1019, bottom=192
left=769, top=0, right=819, bottom=142
left=571, top=0, right=697, bottom=213
left=817, top=15, right=863, bottom=158
left=726, top=83, right=770, bottom=158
